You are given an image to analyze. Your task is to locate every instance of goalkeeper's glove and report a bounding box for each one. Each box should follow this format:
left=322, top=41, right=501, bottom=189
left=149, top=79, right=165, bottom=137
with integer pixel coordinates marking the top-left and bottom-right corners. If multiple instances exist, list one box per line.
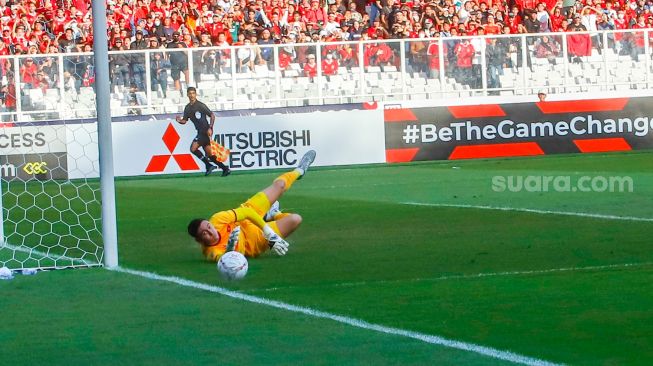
left=226, top=226, right=241, bottom=252
left=263, top=225, right=289, bottom=256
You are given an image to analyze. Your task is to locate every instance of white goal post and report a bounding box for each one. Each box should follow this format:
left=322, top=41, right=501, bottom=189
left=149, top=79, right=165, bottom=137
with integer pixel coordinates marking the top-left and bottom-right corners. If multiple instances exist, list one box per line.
left=93, top=0, right=119, bottom=269
left=0, top=178, right=4, bottom=248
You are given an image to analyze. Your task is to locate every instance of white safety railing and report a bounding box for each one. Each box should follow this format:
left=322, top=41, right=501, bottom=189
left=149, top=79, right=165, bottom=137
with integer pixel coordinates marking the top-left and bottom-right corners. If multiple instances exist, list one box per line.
left=1, top=28, right=651, bottom=122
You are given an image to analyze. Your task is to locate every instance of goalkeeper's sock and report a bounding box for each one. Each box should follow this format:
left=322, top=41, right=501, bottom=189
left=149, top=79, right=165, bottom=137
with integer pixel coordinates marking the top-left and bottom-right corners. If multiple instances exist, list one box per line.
left=274, top=170, right=300, bottom=191
left=272, top=212, right=291, bottom=221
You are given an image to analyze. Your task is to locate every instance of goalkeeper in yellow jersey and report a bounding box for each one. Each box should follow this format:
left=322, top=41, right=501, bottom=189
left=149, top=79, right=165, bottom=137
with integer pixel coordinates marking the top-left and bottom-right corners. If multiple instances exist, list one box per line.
left=187, top=150, right=316, bottom=261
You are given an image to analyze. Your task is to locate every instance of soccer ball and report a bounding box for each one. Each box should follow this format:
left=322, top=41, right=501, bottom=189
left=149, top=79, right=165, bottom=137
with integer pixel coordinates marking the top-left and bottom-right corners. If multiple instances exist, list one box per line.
left=217, top=251, right=248, bottom=280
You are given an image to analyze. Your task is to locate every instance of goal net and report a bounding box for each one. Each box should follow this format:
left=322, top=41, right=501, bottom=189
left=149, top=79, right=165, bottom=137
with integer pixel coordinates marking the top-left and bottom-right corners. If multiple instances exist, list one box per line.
left=0, top=54, right=104, bottom=270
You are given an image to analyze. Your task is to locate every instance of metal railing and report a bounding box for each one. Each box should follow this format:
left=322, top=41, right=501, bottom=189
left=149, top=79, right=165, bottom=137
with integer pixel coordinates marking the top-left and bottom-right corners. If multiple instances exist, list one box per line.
left=1, top=29, right=652, bottom=122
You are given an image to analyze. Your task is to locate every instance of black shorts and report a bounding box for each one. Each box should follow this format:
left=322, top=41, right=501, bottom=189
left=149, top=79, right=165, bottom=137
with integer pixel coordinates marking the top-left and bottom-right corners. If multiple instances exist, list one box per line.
left=193, top=133, right=210, bottom=146
left=170, top=62, right=187, bottom=80
left=171, top=68, right=181, bottom=81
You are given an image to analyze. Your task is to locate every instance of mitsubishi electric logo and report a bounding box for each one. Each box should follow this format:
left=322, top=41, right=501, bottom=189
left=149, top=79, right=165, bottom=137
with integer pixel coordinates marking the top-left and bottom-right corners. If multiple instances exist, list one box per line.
left=145, top=123, right=200, bottom=173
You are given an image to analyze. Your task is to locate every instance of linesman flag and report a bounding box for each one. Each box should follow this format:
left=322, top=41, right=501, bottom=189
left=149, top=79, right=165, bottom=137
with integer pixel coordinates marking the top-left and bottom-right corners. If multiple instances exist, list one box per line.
left=208, top=140, right=230, bottom=162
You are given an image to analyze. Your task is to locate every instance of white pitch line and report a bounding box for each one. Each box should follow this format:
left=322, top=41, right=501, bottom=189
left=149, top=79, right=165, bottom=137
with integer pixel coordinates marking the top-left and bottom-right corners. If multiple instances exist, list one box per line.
left=252, top=261, right=653, bottom=293
left=110, top=266, right=562, bottom=366
left=402, top=202, right=653, bottom=222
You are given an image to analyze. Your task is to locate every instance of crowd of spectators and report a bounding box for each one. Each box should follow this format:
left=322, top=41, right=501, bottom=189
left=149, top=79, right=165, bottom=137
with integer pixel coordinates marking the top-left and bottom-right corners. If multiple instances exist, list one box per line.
left=1, top=0, right=653, bottom=101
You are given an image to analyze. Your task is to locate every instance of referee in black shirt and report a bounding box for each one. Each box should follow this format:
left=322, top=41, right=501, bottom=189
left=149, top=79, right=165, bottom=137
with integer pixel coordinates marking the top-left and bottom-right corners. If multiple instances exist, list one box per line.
left=176, top=87, right=231, bottom=176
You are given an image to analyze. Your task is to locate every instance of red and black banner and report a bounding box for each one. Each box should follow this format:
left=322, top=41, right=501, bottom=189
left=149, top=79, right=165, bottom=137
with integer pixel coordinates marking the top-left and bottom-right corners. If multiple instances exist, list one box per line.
left=385, top=97, right=653, bottom=162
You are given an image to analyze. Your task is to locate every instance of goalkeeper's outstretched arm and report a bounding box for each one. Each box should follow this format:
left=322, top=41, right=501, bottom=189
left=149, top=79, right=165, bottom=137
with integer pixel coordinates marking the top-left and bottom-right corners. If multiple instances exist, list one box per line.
left=231, top=207, right=289, bottom=256
left=231, top=206, right=267, bottom=229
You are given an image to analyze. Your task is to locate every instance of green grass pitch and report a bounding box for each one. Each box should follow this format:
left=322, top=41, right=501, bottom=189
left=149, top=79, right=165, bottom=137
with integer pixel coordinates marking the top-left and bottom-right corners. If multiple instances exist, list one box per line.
left=1, top=151, right=652, bottom=365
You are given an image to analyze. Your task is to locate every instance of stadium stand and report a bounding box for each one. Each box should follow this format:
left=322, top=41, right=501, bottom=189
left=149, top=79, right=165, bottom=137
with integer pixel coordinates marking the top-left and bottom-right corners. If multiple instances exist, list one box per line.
left=0, top=0, right=652, bottom=120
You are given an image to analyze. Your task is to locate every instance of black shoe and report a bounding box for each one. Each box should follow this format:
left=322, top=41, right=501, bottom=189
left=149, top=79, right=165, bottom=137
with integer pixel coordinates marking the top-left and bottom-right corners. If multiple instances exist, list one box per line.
left=221, top=168, right=231, bottom=177
left=205, top=165, right=217, bottom=176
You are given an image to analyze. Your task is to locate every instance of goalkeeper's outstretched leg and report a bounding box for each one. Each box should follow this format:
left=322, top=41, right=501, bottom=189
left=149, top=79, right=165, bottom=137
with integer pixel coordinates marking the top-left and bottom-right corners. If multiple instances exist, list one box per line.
left=258, top=149, right=316, bottom=237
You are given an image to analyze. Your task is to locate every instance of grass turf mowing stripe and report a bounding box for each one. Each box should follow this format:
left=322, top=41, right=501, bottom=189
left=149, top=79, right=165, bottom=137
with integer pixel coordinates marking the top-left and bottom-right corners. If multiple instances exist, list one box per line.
left=249, top=261, right=653, bottom=292
left=401, top=202, right=653, bottom=222
left=111, top=266, right=563, bottom=366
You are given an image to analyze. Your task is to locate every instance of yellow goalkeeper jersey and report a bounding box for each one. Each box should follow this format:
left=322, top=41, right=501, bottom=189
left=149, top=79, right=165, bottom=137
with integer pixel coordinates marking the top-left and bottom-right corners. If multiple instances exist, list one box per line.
left=201, top=192, right=280, bottom=261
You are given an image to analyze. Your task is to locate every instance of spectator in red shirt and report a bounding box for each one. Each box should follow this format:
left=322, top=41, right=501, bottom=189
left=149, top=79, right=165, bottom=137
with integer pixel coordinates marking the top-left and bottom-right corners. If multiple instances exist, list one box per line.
left=0, top=0, right=11, bottom=18
left=338, top=41, right=357, bottom=67
left=613, top=10, right=628, bottom=48
left=0, top=38, right=9, bottom=58
left=427, top=34, right=446, bottom=78
left=1, top=74, right=16, bottom=122
left=206, top=14, right=224, bottom=41
left=321, top=52, right=339, bottom=75
left=150, top=0, right=166, bottom=18
left=51, top=8, right=69, bottom=35
left=12, top=23, right=30, bottom=50
left=484, top=14, right=502, bottom=34
left=303, top=53, right=317, bottom=77
left=19, top=57, right=38, bottom=88
left=278, top=43, right=295, bottom=70
left=550, top=6, right=565, bottom=31
left=365, top=37, right=394, bottom=66
left=170, top=11, right=184, bottom=30
left=304, top=0, right=326, bottom=30
left=24, top=2, right=38, bottom=24
left=506, top=8, right=522, bottom=34
left=367, top=18, right=382, bottom=37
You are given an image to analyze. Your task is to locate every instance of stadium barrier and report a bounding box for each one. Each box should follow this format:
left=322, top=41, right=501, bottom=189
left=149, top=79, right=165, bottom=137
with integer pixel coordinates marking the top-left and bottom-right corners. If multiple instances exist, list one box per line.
left=3, top=94, right=653, bottom=180
left=64, top=108, right=384, bottom=178
left=3, top=29, right=653, bottom=122
left=383, top=96, right=653, bottom=162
